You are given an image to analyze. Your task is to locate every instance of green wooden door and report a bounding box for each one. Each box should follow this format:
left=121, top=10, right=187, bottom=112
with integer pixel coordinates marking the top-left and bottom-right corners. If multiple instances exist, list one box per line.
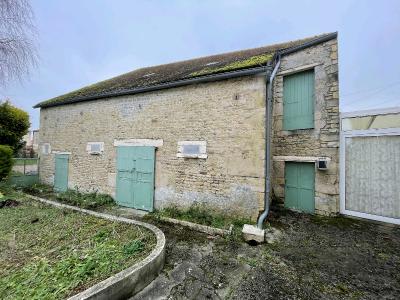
left=54, top=154, right=69, bottom=192
left=285, top=162, right=315, bottom=213
left=116, top=147, right=135, bottom=208
left=116, top=146, right=155, bottom=211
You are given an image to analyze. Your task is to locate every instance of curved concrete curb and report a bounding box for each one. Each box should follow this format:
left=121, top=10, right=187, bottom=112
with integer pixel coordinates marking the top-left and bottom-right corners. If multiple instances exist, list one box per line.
left=158, top=216, right=233, bottom=236
left=26, top=195, right=165, bottom=300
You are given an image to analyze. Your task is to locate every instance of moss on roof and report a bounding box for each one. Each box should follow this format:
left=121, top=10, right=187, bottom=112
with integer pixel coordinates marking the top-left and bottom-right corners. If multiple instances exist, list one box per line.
left=189, top=53, right=274, bottom=77
left=35, top=33, right=336, bottom=108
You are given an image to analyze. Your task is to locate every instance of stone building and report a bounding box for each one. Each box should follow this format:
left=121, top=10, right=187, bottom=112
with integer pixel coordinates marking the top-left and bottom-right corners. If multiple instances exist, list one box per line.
left=34, top=32, right=339, bottom=220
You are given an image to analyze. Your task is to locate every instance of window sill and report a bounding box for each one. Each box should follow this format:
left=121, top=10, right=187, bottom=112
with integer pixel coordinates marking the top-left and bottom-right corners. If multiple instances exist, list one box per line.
left=176, top=153, right=207, bottom=159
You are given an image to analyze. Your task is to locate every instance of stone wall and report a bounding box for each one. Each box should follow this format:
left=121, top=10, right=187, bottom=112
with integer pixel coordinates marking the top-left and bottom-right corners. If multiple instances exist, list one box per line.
left=39, top=75, right=267, bottom=219
left=39, top=38, right=340, bottom=218
left=271, top=38, right=340, bottom=215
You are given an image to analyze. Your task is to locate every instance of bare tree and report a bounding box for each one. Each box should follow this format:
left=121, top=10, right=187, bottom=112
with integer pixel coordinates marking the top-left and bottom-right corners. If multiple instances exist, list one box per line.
left=0, top=0, right=37, bottom=85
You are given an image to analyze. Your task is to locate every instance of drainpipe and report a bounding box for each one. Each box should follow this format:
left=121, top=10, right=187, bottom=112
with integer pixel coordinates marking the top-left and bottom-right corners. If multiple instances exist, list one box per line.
left=257, top=55, right=281, bottom=229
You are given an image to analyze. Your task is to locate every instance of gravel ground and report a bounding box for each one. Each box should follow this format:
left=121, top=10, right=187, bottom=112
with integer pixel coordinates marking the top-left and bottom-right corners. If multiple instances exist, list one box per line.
left=112, top=207, right=400, bottom=300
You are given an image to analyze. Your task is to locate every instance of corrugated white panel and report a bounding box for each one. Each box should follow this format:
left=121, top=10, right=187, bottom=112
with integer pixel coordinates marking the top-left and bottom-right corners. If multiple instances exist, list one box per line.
left=345, top=135, right=400, bottom=219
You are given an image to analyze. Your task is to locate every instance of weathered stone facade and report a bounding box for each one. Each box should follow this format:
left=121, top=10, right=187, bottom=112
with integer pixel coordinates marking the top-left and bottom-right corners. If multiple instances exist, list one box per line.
left=271, top=38, right=339, bottom=215
left=39, top=75, right=267, bottom=219
left=38, top=37, right=340, bottom=218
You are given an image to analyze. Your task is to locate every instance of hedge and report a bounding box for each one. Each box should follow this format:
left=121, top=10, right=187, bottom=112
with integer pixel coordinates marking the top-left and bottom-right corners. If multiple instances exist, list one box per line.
left=0, top=145, right=13, bottom=180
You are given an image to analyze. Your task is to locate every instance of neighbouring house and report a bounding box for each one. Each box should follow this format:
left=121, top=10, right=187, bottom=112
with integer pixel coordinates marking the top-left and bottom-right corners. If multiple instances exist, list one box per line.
left=32, top=129, right=39, bottom=152
left=34, top=32, right=339, bottom=220
left=20, top=129, right=40, bottom=157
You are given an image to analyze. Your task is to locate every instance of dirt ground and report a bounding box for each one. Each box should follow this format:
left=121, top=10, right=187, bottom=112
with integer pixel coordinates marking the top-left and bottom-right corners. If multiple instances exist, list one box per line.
left=120, top=207, right=400, bottom=300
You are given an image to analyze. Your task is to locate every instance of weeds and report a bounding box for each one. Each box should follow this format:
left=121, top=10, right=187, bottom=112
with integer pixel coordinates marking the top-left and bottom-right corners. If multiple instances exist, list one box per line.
left=123, top=240, right=145, bottom=256
left=56, top=189, right=115, bottom=209
left=152, top=203, right=252, bottom=230
left=21, top=183, right=53, bottom=195
left=21, top=183, right=116, bottom=209
left=310, top=214, right=364, bottom=229
left=0, top=185, right=156, bottom=299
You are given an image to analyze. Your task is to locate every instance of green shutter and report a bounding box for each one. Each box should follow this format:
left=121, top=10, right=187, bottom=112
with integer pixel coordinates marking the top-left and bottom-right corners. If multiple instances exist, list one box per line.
left=283, top=70, right=315, bottom=130
left=285, top=162, right=315, bottom=213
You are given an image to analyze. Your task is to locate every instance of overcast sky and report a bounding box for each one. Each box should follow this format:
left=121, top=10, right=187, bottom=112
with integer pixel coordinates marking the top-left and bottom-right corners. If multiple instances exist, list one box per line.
left=2, top=0, right=400, bottom=129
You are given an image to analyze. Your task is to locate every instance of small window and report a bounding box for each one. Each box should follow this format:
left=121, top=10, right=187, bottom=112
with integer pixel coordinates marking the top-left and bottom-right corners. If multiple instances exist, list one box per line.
left=42, top=143, right=51, bottom=155
left=86, top=142, right=104, bottom=155
left=283, top=69, right=315, bottom=130
left=177, top=141, right=207, bottom=158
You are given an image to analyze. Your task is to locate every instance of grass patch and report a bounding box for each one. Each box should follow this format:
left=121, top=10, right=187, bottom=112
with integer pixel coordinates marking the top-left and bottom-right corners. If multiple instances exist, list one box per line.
left=0, top=185, right=156, bottom=299
left=150, top=203, right=252, bottom=230
left=21, top=183, right=116, bottom=210
left=310, top=214, right=364, bottom=229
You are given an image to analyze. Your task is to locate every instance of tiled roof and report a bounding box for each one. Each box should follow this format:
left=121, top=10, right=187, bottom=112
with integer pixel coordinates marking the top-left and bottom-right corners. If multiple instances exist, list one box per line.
left=35, top=33, right=336, bottom=108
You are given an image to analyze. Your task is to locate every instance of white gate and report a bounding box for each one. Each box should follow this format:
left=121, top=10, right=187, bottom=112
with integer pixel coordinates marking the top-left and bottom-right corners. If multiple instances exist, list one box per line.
left=340, top=107, right=400, bottom=224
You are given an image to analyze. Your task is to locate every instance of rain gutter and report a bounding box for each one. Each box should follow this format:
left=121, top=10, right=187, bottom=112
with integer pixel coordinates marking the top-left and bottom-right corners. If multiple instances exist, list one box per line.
left=257, top=56, right=280, bottom=229
left=34, top=66, right=268, bottom=108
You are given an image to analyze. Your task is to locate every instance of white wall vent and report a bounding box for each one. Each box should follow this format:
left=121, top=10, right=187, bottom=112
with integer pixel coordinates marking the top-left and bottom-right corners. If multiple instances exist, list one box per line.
left=86, top=142, right=104, bottom=155
left=177, top=141, right=207, bottom=159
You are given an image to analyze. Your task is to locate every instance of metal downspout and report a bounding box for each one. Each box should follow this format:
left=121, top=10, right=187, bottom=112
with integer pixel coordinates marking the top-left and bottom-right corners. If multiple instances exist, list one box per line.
left=257, top=56, right=281, bottom=229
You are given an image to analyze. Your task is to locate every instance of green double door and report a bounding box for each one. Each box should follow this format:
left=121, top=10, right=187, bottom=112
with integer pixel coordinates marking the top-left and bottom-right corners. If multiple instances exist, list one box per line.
left=54, top=153, right=69, bottom=192
left=285, top=162, right=315, bottom=213
left=116, top=146, right=155, bottom=211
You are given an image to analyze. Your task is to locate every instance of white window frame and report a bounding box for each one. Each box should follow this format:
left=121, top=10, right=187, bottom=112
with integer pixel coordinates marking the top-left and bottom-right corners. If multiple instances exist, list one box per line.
left=86, top=142, right=104, bottom=155
left=42, top=143, right=51, bottom=155
left=177, top=141, right=207, bottom=159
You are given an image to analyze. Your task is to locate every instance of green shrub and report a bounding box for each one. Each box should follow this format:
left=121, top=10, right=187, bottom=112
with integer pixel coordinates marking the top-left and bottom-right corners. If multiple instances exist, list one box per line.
left=0, top=145, right=13, bottom=180
left=0, top=101, right=30, bottom=153
left=0, top=181, right=13, bottom=195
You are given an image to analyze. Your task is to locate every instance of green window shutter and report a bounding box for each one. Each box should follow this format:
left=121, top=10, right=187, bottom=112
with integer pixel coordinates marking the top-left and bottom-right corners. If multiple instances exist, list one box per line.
left=283, top=70, right=315, bottom=130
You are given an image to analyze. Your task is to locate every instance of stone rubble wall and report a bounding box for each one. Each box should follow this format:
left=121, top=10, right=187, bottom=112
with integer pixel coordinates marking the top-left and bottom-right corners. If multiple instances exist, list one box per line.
left=39, top=37, right=340, bottom=218
left=39, top=75, right=267, bottom=219
left=271, top=38, right=340, bottom=215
